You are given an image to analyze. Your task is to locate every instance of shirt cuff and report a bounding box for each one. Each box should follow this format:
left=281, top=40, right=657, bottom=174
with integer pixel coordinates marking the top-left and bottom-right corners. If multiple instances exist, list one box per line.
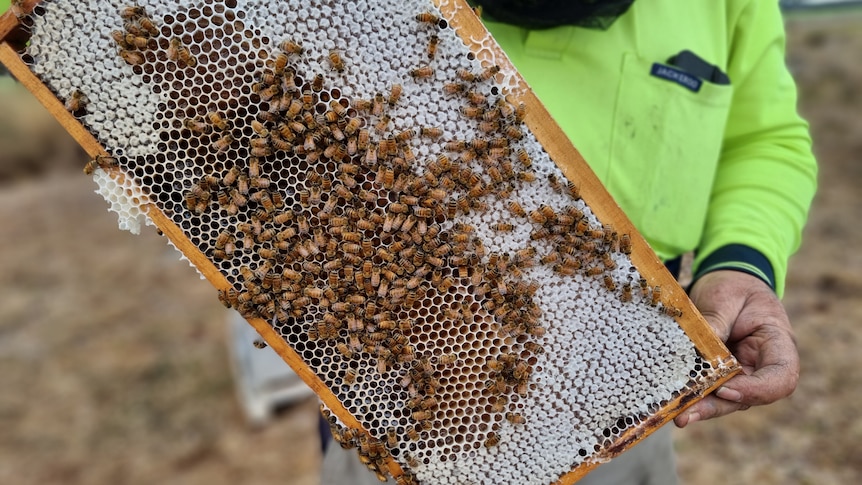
left=692, top=244, right=776, bottom=291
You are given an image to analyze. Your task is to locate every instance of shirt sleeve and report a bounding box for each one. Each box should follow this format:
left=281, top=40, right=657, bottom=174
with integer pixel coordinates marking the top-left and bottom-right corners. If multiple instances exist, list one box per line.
left=692, top=0, right=817, bottom=297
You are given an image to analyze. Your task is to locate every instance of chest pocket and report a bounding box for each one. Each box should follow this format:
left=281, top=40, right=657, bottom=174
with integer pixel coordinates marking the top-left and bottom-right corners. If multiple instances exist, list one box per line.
left=607, top=52, right=733, bottom=258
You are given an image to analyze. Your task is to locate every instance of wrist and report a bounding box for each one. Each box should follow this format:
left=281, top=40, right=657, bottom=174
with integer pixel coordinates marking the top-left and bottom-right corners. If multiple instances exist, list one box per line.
left=692, top=244, right=776, bottom=292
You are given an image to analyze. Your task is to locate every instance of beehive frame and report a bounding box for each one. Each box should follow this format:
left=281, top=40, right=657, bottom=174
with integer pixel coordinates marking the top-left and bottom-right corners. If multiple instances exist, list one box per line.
left=1, top=1, right=740, bottom=483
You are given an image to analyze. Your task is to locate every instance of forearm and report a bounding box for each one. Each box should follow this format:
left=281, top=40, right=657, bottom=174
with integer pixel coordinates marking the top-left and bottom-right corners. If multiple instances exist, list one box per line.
left=693, top=0, right=817, bottom=297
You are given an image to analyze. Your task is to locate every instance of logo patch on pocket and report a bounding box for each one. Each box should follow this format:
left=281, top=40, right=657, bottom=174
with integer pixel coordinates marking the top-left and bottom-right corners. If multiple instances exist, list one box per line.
left=649, top=63, right=702, bottom=93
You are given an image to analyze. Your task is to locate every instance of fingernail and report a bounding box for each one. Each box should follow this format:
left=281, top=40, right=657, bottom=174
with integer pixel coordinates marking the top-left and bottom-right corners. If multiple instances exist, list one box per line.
left=686, top=412, right=700, bottom=425
left=716, top=386, right=743, bottom=402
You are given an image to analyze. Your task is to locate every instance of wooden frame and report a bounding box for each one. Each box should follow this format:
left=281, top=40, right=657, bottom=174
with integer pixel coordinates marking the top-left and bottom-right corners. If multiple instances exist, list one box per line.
left=1, top=1, right=740, bottom=483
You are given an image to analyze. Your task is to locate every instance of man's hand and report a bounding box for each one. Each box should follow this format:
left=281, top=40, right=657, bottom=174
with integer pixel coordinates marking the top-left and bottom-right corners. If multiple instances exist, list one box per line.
left=674, top=270, right=799, bottom=427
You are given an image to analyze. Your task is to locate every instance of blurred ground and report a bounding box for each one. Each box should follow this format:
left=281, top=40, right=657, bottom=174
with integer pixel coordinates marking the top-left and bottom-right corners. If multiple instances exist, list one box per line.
left=1, top=10, right=861, bottom=485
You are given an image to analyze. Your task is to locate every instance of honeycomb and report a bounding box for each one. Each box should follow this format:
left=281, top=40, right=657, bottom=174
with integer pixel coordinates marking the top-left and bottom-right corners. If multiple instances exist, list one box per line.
left=5, top=0, right=738, bottom=483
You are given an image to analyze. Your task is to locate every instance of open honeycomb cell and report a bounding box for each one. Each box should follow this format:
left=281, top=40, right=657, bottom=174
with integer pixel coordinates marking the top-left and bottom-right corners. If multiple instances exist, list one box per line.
left=2, top=0, right=739, bottom=483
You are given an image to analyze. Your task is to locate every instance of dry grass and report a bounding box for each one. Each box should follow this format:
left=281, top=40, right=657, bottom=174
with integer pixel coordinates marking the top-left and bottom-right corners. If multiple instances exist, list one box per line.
left=1, top=11, right=861, bottom=485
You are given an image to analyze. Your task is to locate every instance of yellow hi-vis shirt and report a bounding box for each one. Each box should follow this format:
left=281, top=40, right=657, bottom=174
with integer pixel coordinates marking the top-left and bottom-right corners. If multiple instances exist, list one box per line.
left=482, top=0, right=817, bottom=296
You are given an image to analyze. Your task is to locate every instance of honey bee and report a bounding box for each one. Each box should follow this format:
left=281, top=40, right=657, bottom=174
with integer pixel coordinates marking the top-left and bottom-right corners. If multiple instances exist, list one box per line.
left=365, top=92, right=383, bottom=116
left=546, top=173, right=565, bottom=194
left=374, top=114, right=391, bottom=134
left=506, top=412, right=526, bottom=425
left=378, top=427, right=397, bottom=449
left=584, top=265, right=603, bottom=277
left=404, top=145, right=418, bottom=165
left=111, top=29, right=132, bottom=49
left=523, top=341, right=545, bottom=354
left=291, top=99, right=311, bottom=122
left=120, top=5, right=146, bottom=19
left=620, top=282, right=633, bottom=302
left=268, top=51, right=289, bottom=74
left=443, top=82, right=466, bottom=95
left=513, top=101, right=528, bottom=123
left=413, top=127, right=443, bottom=142
left=180, top=116, right=210, bottom=134
left=326, top=49, right=345, bottom=72
left=309, top=73, right=324, bottom=92
left=252, top=145, right=274, bottom=157
left=526, top=209, right=547, bottom=225
left=343, top=369, right=357, bottom=385
left=414, top=207, right=433, bottom=219
left=168, top=38, right=195, bottom=67
left=348, top=98, right=372, bottom=115
left=426, top=34, right=440, bottom=59
left=459, top=105, right=484, bottom=119
left=204, top=111, right=228, bottom=131
left=118, top=48, right=145, bottom=65
left=479, top=123, right=504, bottom=138
left=479, top=64, right=501, bottom=82
left=83, top=155, right=119, bottom=175
left=328, top=342, right=355, bottom=359
left=437, top=353, right=458, bottom=366
left=489, top=223, right=514, bottom=232
left=566, top=181, right=581, bottom=199
left=412, top=410, right=433, bottom=422
left=280, top=39, right=304, bottom=55
left=323, top=258, right=345, bottom=272
left=619, top=234, right=632, bottom=255
left=517, top=171, right=537, bottom=182
left=258, top=83, right=281, bottom=102
left=415, top=12, right=440, bottom=24
left=662, top=304, right=683, bottom=318
left=600, top=251, right=617, bottom=270
left=503, top=124, right=523, bottom=140
left=455, top=68, right=476, bottom=82
left=405, top=427, right=421, bottom=442
left=403, top=452, right=421, bottom=469
left=651, top=285, right=662, bottom=306
left=383, top=83, right=403, bottom=106
left=124, top=18, right=147, bottom=37
left=124, top=32, right=148, bottom=49
left=211, top=133, right=233, bottom=152
left=464, top=90, right=486, bottom=106
left=602, top=274, right=617, bottom=292
left=409, top=65, right=434, bottom=79
left=277, top=100, right=301, bottom=120
left=295, top=214, right=310, bottom=235
left=483, top=108, right=503, bottom=123
left=333, top=143, right=351, bottom=161
left=302, top=286, right=325, bottom=299
left=215, top=230, right=233, bottom=249
left=138, top=16, right=159, bottom=36
left=571, top=218, right=589, bottom=236
left=483, top=432, right=500, bottom=448
left=537, top=205, right=557, bottom=223
left=509, top=149, right=531, bottom=170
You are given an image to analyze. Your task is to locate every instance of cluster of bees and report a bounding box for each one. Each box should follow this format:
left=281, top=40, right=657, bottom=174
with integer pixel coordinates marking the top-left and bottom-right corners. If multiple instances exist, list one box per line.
left=323, top=406, right=421, bottom=485
left=46, top=4, right=686, bottom=481
left=201, top=11, right=553, bottom=479
left=512, top=184, right=680, bottom=316
left=111, top=5, right=196, bottom=68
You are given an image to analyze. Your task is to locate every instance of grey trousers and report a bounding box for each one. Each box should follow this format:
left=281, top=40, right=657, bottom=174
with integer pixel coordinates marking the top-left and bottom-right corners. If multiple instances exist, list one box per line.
left=320, top=425, right=678, bottom=485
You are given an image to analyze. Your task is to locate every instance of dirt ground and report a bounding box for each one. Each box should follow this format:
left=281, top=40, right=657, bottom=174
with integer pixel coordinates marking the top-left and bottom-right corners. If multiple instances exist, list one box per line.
left=1, top=10, right=861, bottom=485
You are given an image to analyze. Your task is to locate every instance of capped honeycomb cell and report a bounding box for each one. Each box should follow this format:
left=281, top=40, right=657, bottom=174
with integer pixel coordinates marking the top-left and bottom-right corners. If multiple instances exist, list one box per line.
left=0, top=1, right=739, bottom=484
